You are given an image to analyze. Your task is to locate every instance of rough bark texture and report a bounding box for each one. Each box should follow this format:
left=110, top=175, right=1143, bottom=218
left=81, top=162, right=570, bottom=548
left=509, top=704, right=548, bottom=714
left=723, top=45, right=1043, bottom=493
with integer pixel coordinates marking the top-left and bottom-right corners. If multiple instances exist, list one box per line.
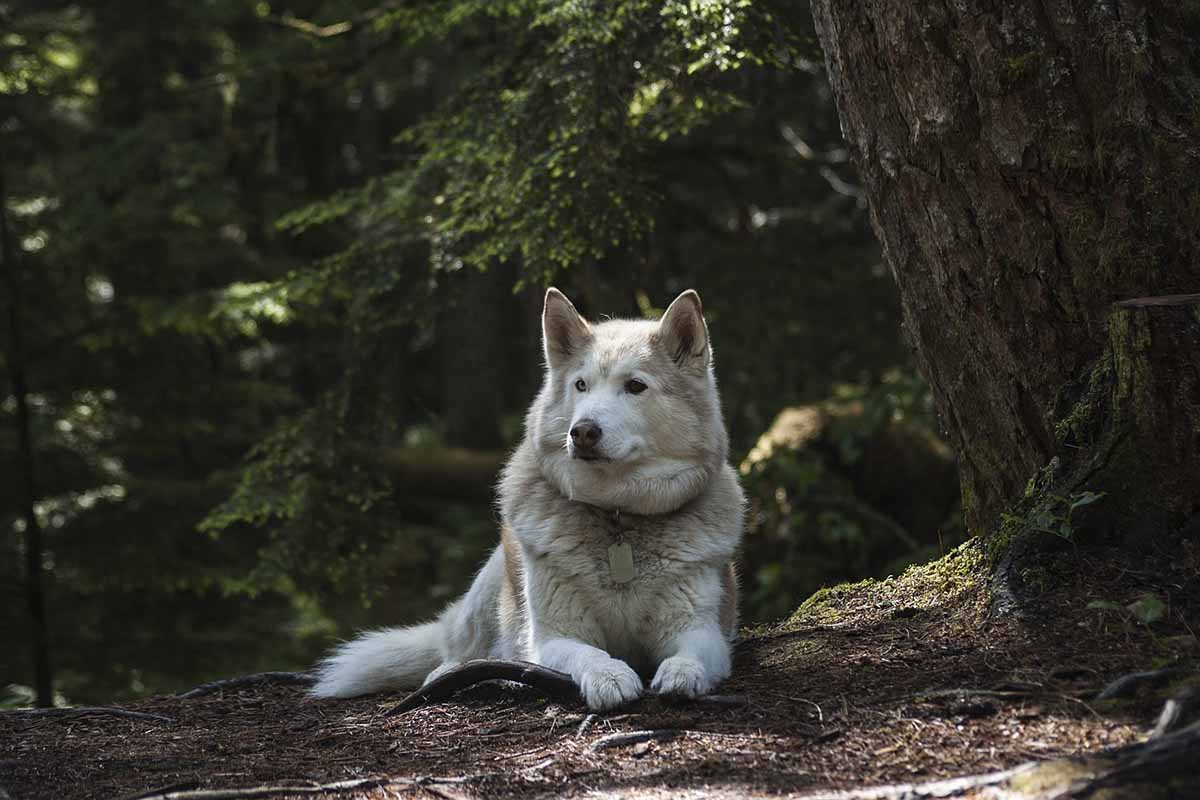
left=810, top=1, right=1200, bottom=543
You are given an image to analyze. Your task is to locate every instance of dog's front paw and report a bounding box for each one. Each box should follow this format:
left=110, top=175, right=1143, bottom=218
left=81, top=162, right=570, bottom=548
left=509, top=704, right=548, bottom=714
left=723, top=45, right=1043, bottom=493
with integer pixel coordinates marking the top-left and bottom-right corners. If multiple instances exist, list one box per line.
left=651, top=656, right=716, bottom=698
left=579, top=658, right=643, bottom=711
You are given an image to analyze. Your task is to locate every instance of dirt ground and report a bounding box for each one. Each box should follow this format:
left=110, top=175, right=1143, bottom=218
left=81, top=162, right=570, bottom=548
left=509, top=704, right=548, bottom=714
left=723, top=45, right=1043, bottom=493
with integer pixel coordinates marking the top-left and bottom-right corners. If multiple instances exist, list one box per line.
left=4, top=541, right=1198, bottom=800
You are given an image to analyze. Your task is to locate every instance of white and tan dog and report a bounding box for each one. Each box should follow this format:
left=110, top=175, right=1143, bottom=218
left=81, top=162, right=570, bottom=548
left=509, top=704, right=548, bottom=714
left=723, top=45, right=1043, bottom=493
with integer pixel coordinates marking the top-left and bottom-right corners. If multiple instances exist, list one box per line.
left=311, top=288, right=745, bottom=710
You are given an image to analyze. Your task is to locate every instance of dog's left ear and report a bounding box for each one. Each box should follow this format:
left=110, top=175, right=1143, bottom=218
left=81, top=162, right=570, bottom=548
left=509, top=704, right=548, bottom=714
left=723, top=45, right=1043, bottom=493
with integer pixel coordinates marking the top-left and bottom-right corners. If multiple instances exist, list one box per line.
left=655, top=289, right=710, bottom=369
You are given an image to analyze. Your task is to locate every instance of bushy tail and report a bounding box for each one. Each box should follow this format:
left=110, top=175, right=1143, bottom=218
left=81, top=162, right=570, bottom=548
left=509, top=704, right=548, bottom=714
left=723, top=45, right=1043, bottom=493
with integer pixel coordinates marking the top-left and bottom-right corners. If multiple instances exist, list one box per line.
left=309, top=621, right=443, bottom=698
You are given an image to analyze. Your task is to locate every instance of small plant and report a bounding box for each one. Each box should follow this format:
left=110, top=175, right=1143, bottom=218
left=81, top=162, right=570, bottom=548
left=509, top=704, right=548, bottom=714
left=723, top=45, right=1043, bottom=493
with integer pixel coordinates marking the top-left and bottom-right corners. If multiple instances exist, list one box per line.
left=1087, top=592, right=1168, bottom=626
left=1006, top=490, right=1106, bottom=544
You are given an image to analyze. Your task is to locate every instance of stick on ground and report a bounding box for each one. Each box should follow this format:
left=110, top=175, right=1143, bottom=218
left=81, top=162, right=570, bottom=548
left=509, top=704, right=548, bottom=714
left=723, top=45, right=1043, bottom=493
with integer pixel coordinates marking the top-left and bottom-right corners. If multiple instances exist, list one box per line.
left=586, top=729, right=683, bottom=753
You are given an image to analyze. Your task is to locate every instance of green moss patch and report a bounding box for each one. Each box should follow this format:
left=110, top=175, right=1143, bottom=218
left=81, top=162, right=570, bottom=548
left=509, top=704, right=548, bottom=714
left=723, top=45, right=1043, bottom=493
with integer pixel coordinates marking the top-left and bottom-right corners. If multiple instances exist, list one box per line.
left=786, top=540, right=985, bottom=628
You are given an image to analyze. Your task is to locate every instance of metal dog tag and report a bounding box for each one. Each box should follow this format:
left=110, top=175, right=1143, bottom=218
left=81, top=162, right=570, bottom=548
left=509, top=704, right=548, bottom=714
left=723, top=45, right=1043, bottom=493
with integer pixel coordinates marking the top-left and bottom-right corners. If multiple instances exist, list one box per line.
left=608, top=542, right=635, bottom=584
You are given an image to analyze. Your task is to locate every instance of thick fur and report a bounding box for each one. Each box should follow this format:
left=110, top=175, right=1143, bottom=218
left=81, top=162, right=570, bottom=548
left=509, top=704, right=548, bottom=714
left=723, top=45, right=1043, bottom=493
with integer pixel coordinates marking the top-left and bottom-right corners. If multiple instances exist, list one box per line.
left=311, top=288, right=746, bottom=710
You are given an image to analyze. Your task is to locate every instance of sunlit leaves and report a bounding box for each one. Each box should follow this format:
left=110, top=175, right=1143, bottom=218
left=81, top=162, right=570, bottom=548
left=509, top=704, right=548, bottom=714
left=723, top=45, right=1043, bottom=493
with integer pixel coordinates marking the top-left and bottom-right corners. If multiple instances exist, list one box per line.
left=282, top=0, right=774, bottom=286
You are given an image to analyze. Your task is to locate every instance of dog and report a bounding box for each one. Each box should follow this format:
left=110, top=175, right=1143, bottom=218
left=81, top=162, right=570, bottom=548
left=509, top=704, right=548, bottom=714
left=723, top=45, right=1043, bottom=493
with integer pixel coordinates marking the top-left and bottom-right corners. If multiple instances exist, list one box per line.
left=310, top=288, right=745, bottom=710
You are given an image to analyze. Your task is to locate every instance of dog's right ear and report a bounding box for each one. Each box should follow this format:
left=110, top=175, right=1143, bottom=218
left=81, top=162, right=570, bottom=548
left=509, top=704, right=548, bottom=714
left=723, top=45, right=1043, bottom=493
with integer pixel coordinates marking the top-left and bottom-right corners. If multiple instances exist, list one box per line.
left=542, top=287, right=592, bottom=369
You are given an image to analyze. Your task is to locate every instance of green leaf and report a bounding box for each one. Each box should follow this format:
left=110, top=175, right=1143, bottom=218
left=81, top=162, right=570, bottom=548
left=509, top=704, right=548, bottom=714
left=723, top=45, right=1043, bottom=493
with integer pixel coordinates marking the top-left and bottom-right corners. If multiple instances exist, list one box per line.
left=1127, top=594, right=1167, bottom=625
left=1069, top=491, right=1106, bottom=511
left=1087, top=599, right=1124, bottom=612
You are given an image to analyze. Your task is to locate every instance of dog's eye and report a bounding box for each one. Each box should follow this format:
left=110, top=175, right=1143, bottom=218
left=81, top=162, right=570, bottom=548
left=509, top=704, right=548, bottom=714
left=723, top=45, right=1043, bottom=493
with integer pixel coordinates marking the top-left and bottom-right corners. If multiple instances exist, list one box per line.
left=625, top=379, right=647, bottom=395
left=574, top=379, right=587, bottom=392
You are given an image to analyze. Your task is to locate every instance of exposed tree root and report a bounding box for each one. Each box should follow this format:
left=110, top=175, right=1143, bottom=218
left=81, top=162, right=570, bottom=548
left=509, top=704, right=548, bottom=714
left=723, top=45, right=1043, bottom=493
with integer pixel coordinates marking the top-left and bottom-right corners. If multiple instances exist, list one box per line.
left=384, top=660, right=578, bottom=717
left=799, top=719, right=1200, bottom=799
left=1151, top=687, right=1200, bottom=739
left=177, top=672, right=316, bottom=699
left=3, top=706, right=175, bottom=724
left=1095, top=667, right=1187, bottom=700
left=121, top=775, right=471, bottom=800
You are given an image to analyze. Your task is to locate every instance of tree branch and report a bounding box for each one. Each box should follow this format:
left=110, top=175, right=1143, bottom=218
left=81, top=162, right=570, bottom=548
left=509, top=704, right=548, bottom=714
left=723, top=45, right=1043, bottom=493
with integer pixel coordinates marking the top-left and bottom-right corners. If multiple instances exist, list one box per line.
left=1114, top=293, right=1200, bottom=308
left=262, top=2, right=407, bottom=40
left=264, top=14, right=353, bottom=39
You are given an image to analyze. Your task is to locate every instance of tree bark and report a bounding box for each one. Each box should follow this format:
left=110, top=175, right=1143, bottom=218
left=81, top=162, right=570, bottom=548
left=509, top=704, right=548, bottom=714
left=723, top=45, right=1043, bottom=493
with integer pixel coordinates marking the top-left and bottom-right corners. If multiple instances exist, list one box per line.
left=810, top=1, right=1200, bottom=544
left=1, top=138, right=54, bottom=707
left=437, top=262, right=519, bottom=450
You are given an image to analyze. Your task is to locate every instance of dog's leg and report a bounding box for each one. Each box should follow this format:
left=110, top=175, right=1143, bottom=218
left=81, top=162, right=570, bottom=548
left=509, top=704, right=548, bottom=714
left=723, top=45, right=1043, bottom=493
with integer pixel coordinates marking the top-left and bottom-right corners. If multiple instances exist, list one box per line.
left=650, top=623, right=731, bottom=699
left=534, top=636, right=643, bottom=711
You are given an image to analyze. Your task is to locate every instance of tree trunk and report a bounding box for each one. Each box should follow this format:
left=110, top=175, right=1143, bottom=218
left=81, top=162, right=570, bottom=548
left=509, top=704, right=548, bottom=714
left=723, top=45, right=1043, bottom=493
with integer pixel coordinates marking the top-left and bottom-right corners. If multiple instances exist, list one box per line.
left=810, top=1, right=1200, bottom=547
left=437, top=263, right=519, bottom=450
left=1, top=140, right=54, bottom=707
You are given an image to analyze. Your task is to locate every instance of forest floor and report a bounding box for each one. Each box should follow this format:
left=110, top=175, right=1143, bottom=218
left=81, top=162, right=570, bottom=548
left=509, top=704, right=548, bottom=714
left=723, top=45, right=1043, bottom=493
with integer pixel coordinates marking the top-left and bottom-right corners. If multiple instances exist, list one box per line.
left=4, top=541, right=1199, bottom=800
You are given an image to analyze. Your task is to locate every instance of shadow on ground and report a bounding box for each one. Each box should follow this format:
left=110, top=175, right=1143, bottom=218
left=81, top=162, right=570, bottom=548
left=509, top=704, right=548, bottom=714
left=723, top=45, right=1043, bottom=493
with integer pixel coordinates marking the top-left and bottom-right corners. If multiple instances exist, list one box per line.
left=3, top=541, right=1198, bottom=799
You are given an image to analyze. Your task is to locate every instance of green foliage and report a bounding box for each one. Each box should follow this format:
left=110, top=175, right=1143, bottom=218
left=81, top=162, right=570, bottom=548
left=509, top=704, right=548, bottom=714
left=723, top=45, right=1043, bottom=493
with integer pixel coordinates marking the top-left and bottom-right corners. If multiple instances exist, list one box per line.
left=199, top=389, right=400, bottom=600
left=1088, top=593, right=1167, bottom=626
left=738, top=376, right=962, bottom=622
left=280, top=0, right=812, bottom=279
left=1001, top=490, right=1106, bottom=545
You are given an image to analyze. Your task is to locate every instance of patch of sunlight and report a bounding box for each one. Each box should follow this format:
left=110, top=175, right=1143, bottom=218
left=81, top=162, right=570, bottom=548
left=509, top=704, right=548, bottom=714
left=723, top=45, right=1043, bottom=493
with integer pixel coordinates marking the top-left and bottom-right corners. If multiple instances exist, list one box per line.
left=10, top=196, right=58, bottom=216
left=220, top=281, right=293, bottom=334
left=627, top=79, right=667, bottom=125
left=33, top=484, right=128, bottom=529
left=21, top=231, right=47, bottom=252
left=86, top=275, right=114, bottom=304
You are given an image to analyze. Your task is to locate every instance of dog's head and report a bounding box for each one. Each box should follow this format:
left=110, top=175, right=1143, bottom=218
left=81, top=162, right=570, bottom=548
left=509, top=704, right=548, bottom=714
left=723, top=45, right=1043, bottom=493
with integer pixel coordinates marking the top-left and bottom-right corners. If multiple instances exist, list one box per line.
left=530, top=287, right=729, bottom=514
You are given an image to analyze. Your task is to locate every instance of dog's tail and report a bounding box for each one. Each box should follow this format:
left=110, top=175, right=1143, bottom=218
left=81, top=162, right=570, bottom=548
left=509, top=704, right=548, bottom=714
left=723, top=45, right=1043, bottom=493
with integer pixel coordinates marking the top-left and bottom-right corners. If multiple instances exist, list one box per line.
left=309, top=621, right=443, bottom=698
left=309, top=546, right=506, bottom=698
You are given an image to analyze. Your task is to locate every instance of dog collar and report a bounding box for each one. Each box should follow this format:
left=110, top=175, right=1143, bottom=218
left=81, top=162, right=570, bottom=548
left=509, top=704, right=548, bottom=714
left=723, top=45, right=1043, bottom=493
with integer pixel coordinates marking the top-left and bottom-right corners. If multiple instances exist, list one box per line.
left=601, top=508, right=635, bottom=585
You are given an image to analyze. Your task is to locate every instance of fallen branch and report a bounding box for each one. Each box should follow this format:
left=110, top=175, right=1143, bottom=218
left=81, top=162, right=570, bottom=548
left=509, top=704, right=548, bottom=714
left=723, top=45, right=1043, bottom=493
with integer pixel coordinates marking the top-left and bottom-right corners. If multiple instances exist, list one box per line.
left=3, top=706, right=174, bottom=724
left=586, top=729, right=682, bottom=753
left=797, top=763, right=1043, bottom=799
left=384, top=660, right=578, bottom=717
left=575, top=713, right=598, bottom=739
left=1095, top=667, right=1186, bottom=700
left=374, top=446, right=506, bottom=502
left=178, top=671, right=316, bottom=699
left=123, top=775, right=470, bottom=800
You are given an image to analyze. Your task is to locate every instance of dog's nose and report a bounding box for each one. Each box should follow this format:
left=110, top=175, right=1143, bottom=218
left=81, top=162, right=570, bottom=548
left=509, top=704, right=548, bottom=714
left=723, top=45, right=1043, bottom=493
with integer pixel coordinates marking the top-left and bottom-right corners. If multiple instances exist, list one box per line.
left=570, top=420, right=603, bottom=450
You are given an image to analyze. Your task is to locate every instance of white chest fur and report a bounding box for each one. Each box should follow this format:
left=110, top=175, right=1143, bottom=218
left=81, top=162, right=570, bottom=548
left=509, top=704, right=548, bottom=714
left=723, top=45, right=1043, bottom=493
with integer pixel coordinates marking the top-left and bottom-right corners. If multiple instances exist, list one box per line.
left=516, top=493, right=736, bottom=674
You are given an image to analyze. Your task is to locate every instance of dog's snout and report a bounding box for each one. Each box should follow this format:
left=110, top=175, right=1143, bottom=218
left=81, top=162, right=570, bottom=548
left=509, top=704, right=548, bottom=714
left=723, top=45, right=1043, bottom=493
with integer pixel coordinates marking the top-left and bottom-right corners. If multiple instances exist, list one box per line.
left=570, top=419, right=603, bottom=450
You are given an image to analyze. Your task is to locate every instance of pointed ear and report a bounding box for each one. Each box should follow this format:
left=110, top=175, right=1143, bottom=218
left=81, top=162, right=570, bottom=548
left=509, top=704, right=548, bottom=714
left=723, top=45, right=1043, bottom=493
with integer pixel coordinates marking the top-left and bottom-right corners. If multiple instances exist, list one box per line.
left=655, top=289, right=710, bottom=369
left=542, top=287, right=592, bottom=368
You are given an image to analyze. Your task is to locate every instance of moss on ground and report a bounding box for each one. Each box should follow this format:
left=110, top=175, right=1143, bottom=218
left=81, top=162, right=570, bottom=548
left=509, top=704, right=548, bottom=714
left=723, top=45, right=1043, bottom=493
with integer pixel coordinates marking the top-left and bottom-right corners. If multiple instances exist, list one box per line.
left=790, top=578, right=877, bottom=625
left=787, top=540, right=985, bottom=628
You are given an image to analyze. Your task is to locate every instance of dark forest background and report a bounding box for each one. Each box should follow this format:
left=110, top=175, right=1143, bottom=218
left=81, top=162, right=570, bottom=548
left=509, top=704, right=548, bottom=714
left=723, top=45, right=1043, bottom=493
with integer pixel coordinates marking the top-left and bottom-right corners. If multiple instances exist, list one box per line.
left=1, top=0, right=964, bottom=706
